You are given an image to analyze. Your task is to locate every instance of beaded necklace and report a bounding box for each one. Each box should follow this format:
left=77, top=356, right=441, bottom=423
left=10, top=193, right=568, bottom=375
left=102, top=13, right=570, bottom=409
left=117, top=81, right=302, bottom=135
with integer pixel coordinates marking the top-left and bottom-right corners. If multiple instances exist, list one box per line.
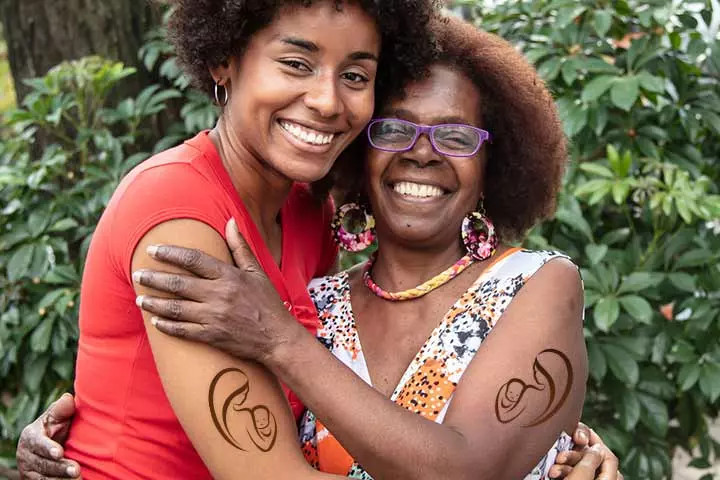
left=362, top=252, right=475, bottom=301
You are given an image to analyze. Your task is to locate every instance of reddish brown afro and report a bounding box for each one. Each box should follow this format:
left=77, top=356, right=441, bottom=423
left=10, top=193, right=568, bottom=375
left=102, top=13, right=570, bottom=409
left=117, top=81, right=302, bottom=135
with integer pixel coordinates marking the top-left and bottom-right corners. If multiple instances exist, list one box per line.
left=432, top=15, right=567, bottom=241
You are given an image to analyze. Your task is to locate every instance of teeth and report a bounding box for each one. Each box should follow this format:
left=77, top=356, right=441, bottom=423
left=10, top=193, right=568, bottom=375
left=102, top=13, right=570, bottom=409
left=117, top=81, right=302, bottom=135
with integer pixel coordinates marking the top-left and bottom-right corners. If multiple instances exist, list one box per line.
left=393, top=181, right=444, bottom=198
left=280, top=121, right=334, bottom=146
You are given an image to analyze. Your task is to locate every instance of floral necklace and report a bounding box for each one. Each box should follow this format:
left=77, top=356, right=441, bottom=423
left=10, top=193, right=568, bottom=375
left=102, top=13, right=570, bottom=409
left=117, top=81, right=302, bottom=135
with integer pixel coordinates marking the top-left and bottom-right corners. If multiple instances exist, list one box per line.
left=362, top=252, right=475, bottom=301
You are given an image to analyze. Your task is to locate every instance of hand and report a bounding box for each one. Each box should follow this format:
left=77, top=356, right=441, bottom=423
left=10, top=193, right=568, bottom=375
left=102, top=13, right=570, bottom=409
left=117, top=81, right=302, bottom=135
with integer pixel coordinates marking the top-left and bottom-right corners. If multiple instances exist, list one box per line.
left=134, top=218, right=301, bottom=364
left=16, top=393, right=82, bottom=479
left=548, top=423, right=622, bottom=480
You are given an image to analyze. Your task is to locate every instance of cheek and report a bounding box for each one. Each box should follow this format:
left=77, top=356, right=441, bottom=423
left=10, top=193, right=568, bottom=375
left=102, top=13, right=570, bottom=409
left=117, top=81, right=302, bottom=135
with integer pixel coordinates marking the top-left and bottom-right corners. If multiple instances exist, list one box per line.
left=346, top=89, right=375, bottom=130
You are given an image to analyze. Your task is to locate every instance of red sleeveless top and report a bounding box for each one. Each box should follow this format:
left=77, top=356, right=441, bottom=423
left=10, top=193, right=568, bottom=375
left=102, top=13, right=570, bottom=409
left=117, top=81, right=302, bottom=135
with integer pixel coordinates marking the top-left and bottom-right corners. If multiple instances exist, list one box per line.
left=64, top=131, right=337, bottom=479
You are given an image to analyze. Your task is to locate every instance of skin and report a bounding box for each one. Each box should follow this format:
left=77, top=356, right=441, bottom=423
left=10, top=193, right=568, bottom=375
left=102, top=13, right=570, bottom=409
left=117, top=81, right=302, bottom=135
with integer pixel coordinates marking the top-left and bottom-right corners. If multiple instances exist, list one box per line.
left=15, top=41, right=622, bottom=480
left=137, top=67, right=592, bottom=479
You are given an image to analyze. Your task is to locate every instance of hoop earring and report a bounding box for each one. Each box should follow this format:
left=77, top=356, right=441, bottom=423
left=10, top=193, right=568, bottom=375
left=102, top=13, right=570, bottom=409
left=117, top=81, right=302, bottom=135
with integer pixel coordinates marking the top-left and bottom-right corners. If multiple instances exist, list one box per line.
left=332, top=202, right=376, bottom=252
left=461, top=200, right=498, bottom=261
left=214, top=82, right=228, bottom=106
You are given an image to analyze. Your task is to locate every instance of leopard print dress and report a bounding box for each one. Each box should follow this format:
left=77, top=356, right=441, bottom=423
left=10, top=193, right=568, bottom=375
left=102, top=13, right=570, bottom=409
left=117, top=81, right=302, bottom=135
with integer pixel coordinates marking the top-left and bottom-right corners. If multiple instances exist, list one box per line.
left=299, top=248, right=576, bottom=479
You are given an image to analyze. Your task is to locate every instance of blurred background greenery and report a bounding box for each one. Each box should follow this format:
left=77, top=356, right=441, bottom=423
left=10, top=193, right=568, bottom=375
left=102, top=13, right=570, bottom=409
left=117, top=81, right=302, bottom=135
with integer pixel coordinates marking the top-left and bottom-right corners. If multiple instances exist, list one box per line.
left=1, top=1, right=719, bottom=479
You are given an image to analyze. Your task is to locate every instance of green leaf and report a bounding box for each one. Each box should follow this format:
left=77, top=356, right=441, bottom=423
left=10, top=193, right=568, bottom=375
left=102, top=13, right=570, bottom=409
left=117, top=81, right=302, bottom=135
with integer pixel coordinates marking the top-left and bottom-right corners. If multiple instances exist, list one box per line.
left=7, top=244, right=35, bottom=282
left=563, top=102, right=588, bottom=137
left=602, top=343, right=640, bottom=385
left=587, top=340, right=607, bottom=382
left=637, top=392, right=669, bottom=436
left=618, top=389, right=641, bottom=430
left=677, top=363, right=701, bottom=391
left=538, top=56, right=562, bottom=81
left=638, top=71, right=665, bottom=93
left=23, top=355, right=50, bottom=392
left=610, top=76, right=640, bottom=111
left=581, top=75, right=616, bottom=103
left=30, top=317, right=55, bottom=353
left=594, top=297, right=620, bottom=331
left=593, top=10, right=613, bottom=37
left=619, top=295, right=653, bottom=323
left=668, top=273, right=696, bottom=292
left=585, top=244, right=608, bottom=265
left=617, top=272, right=663, bottom=294
left=698, top=362, right=720, bottom=403
left=49, top=218, right=79, bottom=232
left=579, top=163, right=614, bottom=178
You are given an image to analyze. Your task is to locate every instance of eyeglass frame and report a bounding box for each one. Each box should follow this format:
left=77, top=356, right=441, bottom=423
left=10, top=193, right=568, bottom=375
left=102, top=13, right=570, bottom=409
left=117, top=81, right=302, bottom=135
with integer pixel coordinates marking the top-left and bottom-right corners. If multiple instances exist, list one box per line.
left=366, top=118, right=492, bottom=157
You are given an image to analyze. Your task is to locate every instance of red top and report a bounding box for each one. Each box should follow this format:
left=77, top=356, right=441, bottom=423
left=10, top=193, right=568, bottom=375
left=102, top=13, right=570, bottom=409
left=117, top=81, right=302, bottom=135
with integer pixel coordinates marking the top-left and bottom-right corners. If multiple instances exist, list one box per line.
left=64, top=131, right=337, bottom=479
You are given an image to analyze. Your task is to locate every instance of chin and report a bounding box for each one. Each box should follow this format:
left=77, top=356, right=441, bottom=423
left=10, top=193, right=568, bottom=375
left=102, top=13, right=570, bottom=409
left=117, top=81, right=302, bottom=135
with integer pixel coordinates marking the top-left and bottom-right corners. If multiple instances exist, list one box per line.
left=270, top=153, right=336, bottom=184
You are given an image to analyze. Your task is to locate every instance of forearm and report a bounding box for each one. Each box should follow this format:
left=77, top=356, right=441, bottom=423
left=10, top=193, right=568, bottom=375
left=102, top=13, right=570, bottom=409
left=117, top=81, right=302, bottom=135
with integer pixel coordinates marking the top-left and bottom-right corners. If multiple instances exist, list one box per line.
left=267, top=329, right=474, bottom=480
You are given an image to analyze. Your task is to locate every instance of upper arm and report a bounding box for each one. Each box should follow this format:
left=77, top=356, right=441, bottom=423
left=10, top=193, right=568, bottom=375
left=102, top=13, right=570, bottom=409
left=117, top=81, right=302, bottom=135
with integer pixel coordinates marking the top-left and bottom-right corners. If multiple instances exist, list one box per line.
left=442, top=258, right=587, bottom=479
left=131, top=219, right=322, bottom=480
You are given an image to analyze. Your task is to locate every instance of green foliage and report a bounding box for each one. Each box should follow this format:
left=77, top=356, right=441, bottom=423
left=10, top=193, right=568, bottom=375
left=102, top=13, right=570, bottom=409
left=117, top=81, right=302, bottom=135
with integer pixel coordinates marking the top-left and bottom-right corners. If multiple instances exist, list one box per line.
left=0, top=30, right=16, bottom=113
left=0, top=52, right=213, bottom=466
left=452, top=0, right=720, bottom=477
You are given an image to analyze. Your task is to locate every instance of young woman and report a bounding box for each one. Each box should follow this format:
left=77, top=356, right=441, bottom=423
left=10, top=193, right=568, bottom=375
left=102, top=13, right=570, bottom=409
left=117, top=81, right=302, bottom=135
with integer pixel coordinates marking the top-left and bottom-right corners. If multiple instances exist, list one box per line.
left=17, top=9, right=621, bottom=480
left=14, top=1, right=436, bottom=478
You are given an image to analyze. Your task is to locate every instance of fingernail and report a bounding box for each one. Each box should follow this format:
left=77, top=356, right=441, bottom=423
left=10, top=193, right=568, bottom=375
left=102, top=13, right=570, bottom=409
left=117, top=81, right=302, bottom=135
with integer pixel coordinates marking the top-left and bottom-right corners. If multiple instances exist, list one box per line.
left=50, top=447, right=60, bottom=458
left=67, top=465, right=78, bottom=476
left=591, top=443, right=603, bottom=452
left=147, top=245, right=159, bottom=257
left=578, top=430, right=588, bottom=442
left=151, top=316, right=159, bottom=326
left=132, top=270, right=142, bottom=283
left=136, top=295, right=145, bottom=308
left=229, top=218, right=238, bottom=231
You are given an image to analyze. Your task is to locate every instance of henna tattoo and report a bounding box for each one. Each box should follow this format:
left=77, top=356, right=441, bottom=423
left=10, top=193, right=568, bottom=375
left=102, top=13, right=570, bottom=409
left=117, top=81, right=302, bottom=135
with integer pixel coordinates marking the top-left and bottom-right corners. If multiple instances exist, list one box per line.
left=208, top=368, right=278, bottom=452
left=494, top=349, right=573, bottom=427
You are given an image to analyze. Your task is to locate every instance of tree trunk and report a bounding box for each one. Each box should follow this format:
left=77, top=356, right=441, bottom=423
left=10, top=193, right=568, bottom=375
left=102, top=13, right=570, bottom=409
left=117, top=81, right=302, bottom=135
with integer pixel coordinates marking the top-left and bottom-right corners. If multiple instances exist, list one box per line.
left=0, top=0, right=160, bottom=101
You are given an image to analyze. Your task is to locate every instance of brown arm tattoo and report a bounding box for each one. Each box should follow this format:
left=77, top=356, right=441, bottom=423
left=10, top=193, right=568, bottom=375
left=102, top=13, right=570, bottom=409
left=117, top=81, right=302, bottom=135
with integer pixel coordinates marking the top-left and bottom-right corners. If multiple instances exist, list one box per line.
left=209, top=368, right=278, bottom=452
left=494, top=349, right=573, bottom=427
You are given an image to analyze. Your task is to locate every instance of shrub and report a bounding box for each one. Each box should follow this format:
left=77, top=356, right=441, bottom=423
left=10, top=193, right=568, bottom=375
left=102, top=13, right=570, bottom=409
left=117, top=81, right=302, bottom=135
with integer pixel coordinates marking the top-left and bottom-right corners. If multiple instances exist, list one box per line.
left=0, top=54, right=206, bottom=467
left=452, top=0, right=720, bottom=477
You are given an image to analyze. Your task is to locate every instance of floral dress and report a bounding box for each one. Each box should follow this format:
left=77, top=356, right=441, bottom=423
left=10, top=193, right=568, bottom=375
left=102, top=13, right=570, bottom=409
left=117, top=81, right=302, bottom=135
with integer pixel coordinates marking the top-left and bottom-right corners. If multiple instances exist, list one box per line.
left=299, top=248, right=577, bottom=479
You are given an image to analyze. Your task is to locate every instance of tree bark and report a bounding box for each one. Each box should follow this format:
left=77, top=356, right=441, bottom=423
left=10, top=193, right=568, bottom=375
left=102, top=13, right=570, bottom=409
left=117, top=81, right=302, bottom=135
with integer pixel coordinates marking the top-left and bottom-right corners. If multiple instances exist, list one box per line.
left=0, top=0, right=160, bottom=101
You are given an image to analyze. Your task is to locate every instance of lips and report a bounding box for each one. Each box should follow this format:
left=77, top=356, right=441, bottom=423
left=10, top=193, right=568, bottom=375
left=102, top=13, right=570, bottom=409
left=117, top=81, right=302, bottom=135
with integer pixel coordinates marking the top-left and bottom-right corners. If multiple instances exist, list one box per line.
left=279, top=120, right=335, bottom=146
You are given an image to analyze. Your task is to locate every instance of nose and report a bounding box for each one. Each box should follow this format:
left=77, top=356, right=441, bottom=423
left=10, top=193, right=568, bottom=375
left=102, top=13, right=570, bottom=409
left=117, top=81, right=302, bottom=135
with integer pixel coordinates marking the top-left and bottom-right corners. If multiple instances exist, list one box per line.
left=304, top=73, right=344, bottom=118
left=405, top=132, right=441, bottom=166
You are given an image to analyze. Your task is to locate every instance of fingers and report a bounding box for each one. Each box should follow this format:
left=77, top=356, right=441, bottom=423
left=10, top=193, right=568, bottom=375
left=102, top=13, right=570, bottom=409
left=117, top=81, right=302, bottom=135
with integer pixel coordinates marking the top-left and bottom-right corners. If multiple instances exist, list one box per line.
left=136, top=295, right=204, bottom=323
left=132, top=269, right=212, bottom=302
left=572, top=422, right=591, bottom=448
left=597, top=445, right=619, bottom=480
left=555, top=450, right=585, bottom=466
left=548, top=464, right=573, bottom=478
left=225, top=218, right=260, bottom=272
left=19, top=451, right=80, bottom=478
left=147, top=244, right=225, bottom=280
left=565, top=445, right=605, bottom=479
left=151, top=316, right=208, bottom=341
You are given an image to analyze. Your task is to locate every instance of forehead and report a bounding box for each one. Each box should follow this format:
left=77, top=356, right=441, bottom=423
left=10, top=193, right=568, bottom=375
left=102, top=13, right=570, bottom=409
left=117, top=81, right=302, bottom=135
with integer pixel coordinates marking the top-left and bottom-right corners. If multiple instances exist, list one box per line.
left=263, top=1, right=380, bottom=51
left=384, top=65, right=483, bottom=124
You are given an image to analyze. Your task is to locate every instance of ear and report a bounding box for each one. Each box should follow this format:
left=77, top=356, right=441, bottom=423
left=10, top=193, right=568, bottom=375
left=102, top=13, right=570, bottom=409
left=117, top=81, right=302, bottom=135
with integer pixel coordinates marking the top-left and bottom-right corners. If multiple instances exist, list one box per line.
left=209, top=59, right=233, bottom=86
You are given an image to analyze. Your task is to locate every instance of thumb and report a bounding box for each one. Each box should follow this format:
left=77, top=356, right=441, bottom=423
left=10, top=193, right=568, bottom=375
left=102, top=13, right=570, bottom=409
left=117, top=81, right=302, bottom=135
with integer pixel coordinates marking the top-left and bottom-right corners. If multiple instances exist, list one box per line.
left=225, top=218, right=259, bottom=270
left=47, top=393, right=76, bottom=424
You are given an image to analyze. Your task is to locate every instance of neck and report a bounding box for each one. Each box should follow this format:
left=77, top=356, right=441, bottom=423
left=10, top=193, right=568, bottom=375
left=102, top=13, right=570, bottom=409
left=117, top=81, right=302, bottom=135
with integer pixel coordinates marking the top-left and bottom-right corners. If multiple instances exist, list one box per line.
left=210, top=116, right=292, bottom=233
left=369, top=239, right=468, bottom=292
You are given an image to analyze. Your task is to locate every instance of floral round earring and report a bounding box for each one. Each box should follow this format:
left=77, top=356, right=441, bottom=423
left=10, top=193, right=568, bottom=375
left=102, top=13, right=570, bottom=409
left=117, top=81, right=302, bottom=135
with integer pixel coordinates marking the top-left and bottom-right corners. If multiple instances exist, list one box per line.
left=461, top=200, right=498, bottom=261
left=332, top=202, right=376, bottom=252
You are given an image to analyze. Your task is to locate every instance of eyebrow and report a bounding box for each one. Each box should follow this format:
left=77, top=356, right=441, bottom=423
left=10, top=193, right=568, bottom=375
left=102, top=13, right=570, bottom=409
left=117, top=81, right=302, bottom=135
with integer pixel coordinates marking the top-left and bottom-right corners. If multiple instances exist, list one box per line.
left=280, top=36, right=378, bottom=62
left=386, top=108, right=474, bottom=125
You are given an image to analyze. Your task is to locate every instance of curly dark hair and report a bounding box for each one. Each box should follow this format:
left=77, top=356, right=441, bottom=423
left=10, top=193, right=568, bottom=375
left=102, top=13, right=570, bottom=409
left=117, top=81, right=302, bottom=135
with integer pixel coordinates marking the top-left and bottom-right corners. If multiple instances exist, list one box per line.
left=335, top=15, right=567, bottom=242
left=167, top=0, right=438, bottom=106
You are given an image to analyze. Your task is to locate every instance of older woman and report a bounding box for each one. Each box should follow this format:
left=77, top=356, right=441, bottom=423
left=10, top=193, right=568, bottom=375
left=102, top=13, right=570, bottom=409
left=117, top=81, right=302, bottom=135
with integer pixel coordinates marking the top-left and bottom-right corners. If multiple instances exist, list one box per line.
left=17, top=11, right=622, bottom=480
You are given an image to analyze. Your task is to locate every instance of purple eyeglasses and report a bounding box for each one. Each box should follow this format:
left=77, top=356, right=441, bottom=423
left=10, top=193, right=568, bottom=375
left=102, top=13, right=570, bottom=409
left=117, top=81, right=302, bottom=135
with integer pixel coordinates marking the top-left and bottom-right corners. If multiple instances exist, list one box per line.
left=367, top=118, right=491, bottom=157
